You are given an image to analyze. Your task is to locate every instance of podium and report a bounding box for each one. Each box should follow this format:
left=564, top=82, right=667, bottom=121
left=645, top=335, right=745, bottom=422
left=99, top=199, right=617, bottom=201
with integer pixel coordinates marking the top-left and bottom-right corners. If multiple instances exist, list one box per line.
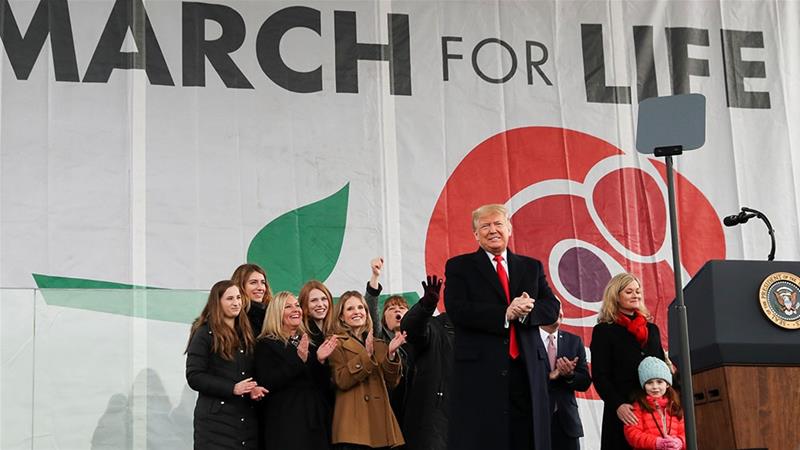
left=668, top=260, right=800, bottom=450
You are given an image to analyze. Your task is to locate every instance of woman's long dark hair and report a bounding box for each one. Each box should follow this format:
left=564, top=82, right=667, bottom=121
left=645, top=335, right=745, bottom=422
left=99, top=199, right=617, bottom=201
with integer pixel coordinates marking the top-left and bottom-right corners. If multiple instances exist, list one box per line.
left=187, top=280, right=255, bottom=360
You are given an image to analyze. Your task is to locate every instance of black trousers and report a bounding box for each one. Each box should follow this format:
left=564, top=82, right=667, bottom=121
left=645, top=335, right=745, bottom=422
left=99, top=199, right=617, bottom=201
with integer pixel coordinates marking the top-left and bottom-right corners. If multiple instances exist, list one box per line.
left=509, top=356, right=534, bottom=450
left=551, top=412, right=580, bottom=450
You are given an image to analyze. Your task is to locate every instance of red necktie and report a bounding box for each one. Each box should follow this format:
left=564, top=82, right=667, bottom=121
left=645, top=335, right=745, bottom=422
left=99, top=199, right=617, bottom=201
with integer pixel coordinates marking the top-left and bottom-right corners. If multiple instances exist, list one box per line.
left=494, top=255, right=519, bottom=359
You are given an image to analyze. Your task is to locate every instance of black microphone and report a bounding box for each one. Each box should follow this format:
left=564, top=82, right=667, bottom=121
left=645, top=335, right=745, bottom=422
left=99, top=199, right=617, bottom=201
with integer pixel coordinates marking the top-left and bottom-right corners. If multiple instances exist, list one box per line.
left=722, top=206, right=776, bottom=261
left=723, top=211, right=756, bottom=227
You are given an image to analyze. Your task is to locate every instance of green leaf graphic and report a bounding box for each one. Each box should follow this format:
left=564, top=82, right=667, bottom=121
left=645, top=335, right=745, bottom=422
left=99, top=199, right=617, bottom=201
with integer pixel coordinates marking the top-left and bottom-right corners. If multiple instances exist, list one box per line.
left=30, top=273, right=419, bottom=324
left=31, top=273, right=206, bottom=324
left=33, top=273, right=154, bottom=290
left=248, top=184, right=349, bottom=293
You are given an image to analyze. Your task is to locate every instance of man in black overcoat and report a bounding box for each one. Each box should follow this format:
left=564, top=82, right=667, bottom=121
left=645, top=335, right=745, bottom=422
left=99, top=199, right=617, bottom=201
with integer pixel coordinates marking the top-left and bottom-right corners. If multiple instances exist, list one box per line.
left=444, top=204, right=560, bottom=450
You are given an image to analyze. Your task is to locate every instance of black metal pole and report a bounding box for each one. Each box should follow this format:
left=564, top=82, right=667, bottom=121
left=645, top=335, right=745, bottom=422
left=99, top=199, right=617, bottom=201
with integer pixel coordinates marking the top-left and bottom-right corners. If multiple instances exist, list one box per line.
left=664, top=154, right=698, bottom=450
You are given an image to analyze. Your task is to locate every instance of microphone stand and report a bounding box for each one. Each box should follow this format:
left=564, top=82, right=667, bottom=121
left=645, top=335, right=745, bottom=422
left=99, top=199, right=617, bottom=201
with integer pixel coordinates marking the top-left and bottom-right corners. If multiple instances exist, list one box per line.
left=740, top=207, right=776, bottom=261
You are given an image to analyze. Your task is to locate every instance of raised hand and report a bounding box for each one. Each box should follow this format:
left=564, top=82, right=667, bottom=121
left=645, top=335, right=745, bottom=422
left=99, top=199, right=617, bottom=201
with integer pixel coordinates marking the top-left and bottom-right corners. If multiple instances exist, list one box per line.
left=233, top=377, right=257, bottom=396
left=297, top=333, right=309, bottom=363
left=371, top=257, right=384, bottom=277
left=388, top=331, right=407, bottom=359
left=369, top=257, right=384, bottom=289
left=316, top=336, right=339, bottom=363
left=365, top=330, right=374, bottom=357
left=420, top=275, right=443, bottom=307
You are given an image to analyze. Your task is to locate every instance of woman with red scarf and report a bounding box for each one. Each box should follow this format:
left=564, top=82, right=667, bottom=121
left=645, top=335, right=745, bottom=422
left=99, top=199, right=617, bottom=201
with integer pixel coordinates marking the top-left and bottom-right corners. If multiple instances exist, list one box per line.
left=591, top=273, right=667, bottom=450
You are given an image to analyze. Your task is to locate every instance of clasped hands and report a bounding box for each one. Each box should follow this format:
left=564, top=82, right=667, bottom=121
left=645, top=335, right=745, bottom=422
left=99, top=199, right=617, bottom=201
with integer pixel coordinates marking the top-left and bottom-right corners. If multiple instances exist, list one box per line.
left=232, top=377, right=268, bottom=401
left=656, top=436, right=683, bottom=450
left=505, top=292, right=534, bottom=321
left=618, top=405, right=683, bottom=449
left=548, top=356, right=579, bottom=380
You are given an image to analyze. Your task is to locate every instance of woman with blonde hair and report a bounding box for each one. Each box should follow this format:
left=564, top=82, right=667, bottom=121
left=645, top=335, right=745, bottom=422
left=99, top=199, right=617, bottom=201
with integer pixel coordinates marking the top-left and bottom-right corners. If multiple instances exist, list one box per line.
left=328, top=290, right=407, bottom=449
left=231, top=263, right=273, bottom=335
left=185, top=280, right=266, bottom=449
left=253, top=291, right=338, bottom=449
left=591, top=272, right=668, bottom=450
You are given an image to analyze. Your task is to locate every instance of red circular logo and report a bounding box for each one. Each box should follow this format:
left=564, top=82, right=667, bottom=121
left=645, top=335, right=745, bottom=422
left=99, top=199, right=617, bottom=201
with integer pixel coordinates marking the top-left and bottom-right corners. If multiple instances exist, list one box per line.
left=425, top=126, right=725, bottom=353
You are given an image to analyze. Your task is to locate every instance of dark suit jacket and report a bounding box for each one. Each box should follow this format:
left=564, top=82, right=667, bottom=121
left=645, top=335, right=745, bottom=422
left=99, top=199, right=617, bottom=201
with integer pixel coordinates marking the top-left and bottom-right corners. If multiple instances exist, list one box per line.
left=445, top=248, right=560, bottom=450
left=538, top=329, right=592, bottom=438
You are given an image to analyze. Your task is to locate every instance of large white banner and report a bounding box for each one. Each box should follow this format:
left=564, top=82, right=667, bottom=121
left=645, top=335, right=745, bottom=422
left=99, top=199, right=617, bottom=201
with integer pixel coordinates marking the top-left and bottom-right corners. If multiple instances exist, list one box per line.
left=2, top=0, right=799, bottom=448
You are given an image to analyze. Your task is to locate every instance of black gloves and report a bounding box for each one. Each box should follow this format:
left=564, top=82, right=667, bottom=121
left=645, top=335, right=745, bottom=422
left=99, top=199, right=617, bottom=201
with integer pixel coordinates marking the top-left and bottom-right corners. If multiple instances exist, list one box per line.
left=420, top=275, right=443, bottom=308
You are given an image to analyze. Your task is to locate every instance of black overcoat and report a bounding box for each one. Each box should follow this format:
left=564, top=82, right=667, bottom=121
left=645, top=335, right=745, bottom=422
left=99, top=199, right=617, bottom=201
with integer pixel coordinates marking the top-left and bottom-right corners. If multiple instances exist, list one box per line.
left=185, top=323, right=259, bottom=449
left=307, top=320, right=336, bottom=414
left=246, top=302, right=266, bottom=337
left=399, top=300, right=454, bottom=450
left=444, top=248, right=560, bottom=450
left=253, top=337, right=331, bottom=450
left=590, top=321, right=665, bottom=450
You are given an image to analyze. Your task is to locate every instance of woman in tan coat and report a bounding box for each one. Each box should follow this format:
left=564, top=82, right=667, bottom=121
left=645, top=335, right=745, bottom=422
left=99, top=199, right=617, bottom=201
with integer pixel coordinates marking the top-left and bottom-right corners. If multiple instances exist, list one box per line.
left=328, top=290, right=407, bottom=449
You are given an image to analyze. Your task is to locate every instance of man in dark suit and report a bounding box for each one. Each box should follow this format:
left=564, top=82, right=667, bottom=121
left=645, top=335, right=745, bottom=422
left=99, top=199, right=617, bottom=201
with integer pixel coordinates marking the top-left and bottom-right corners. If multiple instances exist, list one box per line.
left=444, top=204, right=560, bottom=450
left=539, top=308, right=592, bottom=450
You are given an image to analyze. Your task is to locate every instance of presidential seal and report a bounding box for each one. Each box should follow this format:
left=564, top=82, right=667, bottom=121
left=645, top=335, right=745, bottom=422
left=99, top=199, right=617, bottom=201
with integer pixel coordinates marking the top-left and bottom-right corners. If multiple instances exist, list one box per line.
left=759, top=272, right=800, bottom=330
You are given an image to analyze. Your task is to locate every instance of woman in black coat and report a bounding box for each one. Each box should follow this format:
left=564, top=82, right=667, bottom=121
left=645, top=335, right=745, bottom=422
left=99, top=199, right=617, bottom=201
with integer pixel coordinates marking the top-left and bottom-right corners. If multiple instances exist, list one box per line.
left=298, top=280, right=335, bottom=347
left=590, top=272, right=668, bottom=450
left=253, top=291, right=339, bottom=450
left=186, top=280, right=267, bottom=449
left=231, top=264, right=273, bottom=335
left=298, top=280, right=337, bottom=421
left=399, top=275, right=454, bottom=450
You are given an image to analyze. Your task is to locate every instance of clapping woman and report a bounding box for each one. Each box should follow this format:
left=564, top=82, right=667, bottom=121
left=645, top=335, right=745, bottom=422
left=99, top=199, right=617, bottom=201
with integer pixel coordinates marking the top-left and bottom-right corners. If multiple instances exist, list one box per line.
left=328, top=291, right=406, bottom=450
left=298, top=280, right=338, bottom=428
left=253, top=291, right=338, bottom=449
left=185, top=280, right=267, bottom=449
left=298, top=280, right=335, bottom=346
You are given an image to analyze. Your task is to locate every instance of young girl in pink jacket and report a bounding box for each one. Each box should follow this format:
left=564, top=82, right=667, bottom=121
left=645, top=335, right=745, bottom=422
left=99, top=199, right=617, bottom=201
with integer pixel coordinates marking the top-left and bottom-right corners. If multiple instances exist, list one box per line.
left=624, top=357, right=686, bottom=450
